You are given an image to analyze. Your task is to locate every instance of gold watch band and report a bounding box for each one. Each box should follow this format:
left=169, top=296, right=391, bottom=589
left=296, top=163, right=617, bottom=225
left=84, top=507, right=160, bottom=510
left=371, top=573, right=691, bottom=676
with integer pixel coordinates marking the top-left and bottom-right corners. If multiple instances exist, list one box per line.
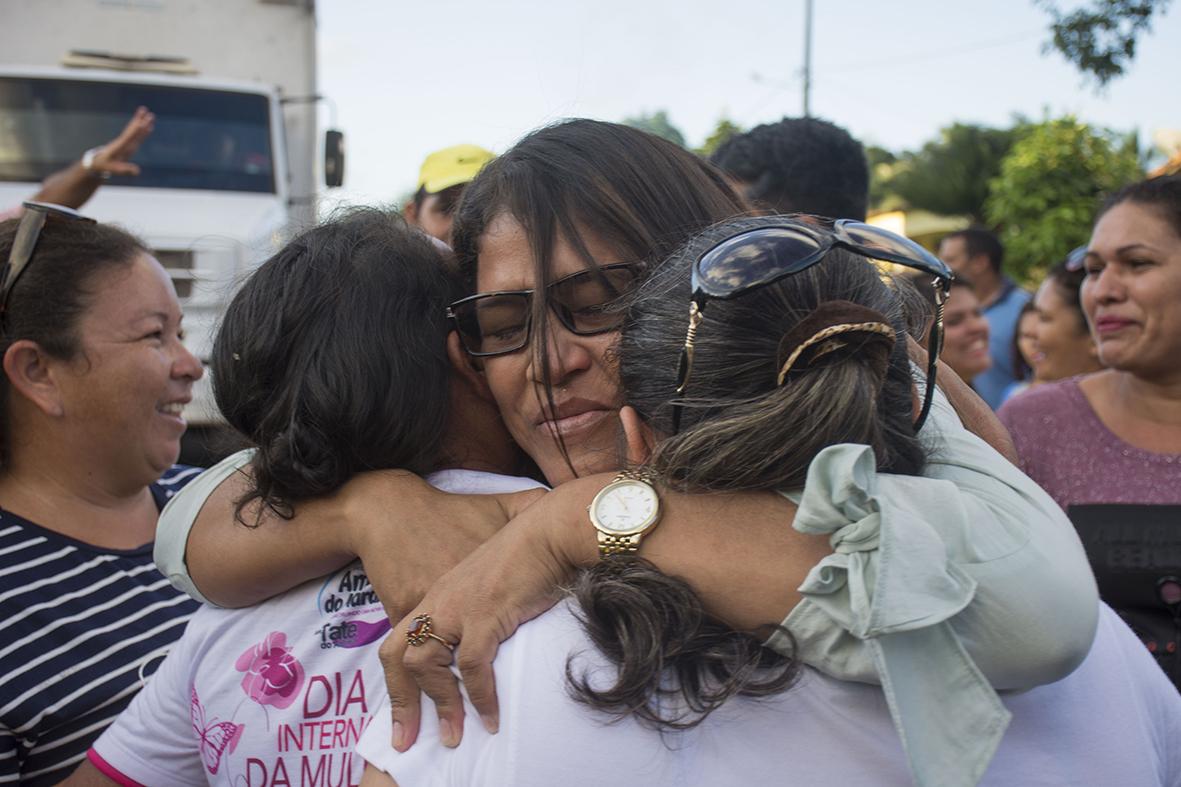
left=614, top=467, right=657, bottom=484
left=597, top=531, right=641, bottom=558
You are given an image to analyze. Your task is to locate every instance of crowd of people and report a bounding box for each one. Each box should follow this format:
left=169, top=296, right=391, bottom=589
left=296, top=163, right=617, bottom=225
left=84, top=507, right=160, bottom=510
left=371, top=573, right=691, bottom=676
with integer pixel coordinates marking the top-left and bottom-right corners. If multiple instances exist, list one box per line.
left=0, top=110, right=1178, bottom=787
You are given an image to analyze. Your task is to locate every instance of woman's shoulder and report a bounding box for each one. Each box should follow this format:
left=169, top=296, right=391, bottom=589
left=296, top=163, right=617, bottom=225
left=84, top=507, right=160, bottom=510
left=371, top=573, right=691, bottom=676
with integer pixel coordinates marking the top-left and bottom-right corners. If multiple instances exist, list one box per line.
left=997, top=375, right=1095, bottom=430
left=999, top=376, right=1084, bottom=412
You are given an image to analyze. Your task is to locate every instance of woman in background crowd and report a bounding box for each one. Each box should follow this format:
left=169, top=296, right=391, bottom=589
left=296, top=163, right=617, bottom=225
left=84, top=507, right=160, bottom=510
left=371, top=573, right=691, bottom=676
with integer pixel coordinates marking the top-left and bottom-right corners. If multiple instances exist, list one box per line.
left=1001, top=255, right=1104, bottom=403
left=1000, top=301, right=1039, bottom=402
left=912, top=273, right=992, bottom=387
left=1028, top=255, right=1103, bottom=383
left=999, top=175, right=1181, bottom=689
left=0, top=204, right=203, bottom=784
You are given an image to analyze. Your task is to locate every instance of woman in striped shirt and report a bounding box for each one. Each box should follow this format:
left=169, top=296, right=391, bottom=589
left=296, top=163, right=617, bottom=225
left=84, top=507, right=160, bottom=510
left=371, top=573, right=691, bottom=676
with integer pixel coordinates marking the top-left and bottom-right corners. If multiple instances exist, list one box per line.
left=0, top=204, right=204, bottom=785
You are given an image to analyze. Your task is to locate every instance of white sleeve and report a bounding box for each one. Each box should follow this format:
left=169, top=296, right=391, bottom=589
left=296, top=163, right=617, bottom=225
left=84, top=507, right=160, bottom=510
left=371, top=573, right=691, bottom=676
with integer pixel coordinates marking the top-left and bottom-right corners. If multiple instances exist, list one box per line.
left=89, top=629, right=207, bottom=787
left=154, top=449, right=255, bottom=605
left=1101, top=607, right=1181, bottom=784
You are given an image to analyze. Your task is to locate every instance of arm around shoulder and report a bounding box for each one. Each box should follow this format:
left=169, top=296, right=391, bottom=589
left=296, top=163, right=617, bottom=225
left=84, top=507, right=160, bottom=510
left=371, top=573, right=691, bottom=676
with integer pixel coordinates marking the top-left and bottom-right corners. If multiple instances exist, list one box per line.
left=156, top=449, right=361, bottom=607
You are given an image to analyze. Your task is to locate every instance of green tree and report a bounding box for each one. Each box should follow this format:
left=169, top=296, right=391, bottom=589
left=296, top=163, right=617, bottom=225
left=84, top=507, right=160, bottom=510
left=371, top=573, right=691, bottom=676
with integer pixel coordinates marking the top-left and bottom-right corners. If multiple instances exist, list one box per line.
left=696, top=117, right=743, bottom=158
left=984, top=117, right=1142, bottom=284
left=622, top=110, right=687, bottom=147
left=885, top=123, right=1022, bottom=223
left=865, top=145, right=900, bottom=213
left=1037, top=0, right=1172, bottom=86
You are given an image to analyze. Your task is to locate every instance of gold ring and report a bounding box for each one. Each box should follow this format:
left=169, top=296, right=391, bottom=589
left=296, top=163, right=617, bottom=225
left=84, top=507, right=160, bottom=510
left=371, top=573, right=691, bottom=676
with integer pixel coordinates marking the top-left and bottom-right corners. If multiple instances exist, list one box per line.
left=406, top=613, right=455, bottom=651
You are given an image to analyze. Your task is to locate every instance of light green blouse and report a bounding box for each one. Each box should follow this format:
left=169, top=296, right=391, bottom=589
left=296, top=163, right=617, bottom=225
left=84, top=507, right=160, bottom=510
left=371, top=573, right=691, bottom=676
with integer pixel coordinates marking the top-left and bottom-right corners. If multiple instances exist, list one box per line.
left=767, top=387, right=1099, bottom=787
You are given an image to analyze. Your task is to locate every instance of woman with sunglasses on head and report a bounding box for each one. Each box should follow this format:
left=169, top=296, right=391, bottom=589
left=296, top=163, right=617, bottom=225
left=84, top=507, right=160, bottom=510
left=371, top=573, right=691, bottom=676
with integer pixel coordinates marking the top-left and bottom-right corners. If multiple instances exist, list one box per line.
left=155, top=123, right=1099, bottom=774
left=999, top=175, right=1181, bottom=690
left=0, top=204, right=204, bottom=784
left=1004, top=254, right=1103, bottom=400
left=358, top=217, right=1178, bottom=787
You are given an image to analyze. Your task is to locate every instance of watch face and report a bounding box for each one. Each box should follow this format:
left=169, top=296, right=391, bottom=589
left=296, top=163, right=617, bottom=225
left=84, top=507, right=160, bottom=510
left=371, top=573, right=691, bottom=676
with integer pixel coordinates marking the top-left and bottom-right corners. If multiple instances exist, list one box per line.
left=592, top=479, right=659, bottom=535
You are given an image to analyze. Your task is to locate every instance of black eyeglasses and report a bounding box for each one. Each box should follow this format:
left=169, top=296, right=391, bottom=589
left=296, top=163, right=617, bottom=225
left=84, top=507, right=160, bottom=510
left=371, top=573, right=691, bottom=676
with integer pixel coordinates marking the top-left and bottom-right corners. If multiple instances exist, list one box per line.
left=1, top=201, right=96, bottom=322
left=447, top=262, right=643, bottom=357
left=672, top=218, right=954, bottom=433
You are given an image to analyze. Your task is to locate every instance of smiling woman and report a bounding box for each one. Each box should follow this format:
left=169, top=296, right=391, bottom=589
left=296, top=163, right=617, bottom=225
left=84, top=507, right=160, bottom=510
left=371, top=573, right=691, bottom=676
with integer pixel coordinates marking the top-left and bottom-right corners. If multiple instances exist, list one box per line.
left=910, top=273, right=992, bottom=387
left=448, top=119, right=747, bottom=483
left=999, top=174, right=1181, bottom=689
left=0, top=205, right=204, bottom=784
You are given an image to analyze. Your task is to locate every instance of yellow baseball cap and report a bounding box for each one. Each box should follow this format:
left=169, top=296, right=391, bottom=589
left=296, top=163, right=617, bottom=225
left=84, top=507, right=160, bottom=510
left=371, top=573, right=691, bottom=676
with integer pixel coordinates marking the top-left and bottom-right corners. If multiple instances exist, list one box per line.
left=417, top=144, right=496, bottom=194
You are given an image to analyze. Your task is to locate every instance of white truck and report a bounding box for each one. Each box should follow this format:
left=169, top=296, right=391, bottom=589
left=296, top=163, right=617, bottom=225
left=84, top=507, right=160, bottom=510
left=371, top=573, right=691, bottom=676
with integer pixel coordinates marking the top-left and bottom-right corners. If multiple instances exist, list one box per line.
left=0, top=0, right=342, bottom=460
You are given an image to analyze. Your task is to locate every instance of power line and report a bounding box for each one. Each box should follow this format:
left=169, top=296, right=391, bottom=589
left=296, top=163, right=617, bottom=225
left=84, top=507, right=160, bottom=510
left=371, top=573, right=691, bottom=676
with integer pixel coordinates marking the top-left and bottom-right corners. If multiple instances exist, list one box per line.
left=821, top=29, right=1044, bottom=75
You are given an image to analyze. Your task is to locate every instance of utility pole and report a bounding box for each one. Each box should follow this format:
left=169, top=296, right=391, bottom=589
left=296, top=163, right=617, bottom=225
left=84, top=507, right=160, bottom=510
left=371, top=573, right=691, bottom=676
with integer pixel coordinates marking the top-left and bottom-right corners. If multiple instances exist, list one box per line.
left=802, top=0, right=813, bottom=117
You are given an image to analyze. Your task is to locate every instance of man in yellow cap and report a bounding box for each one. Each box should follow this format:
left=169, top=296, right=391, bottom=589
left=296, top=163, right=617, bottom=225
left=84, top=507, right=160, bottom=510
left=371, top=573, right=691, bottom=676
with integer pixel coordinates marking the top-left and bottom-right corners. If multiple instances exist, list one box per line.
left=403, top=143, right=495, bottom=243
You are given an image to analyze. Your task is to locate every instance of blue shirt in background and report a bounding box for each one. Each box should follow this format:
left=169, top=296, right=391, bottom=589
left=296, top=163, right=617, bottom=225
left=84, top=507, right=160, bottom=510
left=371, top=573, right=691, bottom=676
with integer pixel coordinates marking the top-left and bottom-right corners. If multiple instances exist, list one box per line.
left=974, top=278, right=1031, bottom=409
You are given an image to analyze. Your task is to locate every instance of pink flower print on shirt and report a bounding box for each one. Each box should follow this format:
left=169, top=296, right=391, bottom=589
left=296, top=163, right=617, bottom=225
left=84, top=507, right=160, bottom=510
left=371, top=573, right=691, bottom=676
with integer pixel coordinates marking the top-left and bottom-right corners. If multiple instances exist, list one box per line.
left=235, top=631, right=306, bottom=709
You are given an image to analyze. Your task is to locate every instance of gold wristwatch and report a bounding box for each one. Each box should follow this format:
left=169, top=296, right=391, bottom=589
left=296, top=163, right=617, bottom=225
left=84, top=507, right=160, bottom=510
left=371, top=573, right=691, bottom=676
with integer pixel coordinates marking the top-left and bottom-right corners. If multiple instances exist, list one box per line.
left=588, top=469, right=662, bottom=558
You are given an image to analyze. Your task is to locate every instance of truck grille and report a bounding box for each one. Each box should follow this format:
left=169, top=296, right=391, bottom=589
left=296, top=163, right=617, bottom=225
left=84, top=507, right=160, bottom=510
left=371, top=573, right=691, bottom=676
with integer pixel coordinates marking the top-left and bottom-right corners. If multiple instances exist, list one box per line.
left=153, top=248, right=195, bottom=299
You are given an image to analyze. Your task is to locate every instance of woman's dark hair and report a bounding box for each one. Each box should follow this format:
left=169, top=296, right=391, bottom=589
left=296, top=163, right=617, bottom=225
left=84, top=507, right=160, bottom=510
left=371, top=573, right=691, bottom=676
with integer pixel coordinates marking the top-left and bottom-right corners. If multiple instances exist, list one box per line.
left=450, top=118, right=748, bottom=476
left=569, top=215, right=928, bottom=730
left=212, top=208, right=462, bottom=521
left=1043, top=257, right=1089, bottom=332
left=1097, top=174, right=1181, bottom=239
left=1011, top=299, right=1037, bottom=381
left=0, top=214, right=148, bottom=465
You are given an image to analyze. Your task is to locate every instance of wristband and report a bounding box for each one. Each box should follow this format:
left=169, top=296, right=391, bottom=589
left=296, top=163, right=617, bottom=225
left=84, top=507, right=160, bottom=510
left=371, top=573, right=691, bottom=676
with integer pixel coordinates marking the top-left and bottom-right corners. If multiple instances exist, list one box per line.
left=81, top=146, right=111, bottom=180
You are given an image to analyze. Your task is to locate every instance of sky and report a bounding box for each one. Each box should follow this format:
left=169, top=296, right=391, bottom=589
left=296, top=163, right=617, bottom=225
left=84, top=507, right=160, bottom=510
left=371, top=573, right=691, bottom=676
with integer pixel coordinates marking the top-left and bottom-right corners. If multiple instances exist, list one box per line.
left=315, top=0, right=1180, bottom=210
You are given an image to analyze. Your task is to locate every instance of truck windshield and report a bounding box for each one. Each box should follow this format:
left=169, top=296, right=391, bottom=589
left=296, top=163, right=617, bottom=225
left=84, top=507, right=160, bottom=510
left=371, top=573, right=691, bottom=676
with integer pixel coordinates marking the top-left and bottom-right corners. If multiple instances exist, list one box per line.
left=0, top=77, right=275, bottom=193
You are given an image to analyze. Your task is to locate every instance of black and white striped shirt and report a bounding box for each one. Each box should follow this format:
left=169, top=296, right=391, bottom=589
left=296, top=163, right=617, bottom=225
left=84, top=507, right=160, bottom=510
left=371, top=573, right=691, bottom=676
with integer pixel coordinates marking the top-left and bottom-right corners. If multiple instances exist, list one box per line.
left=0, top=465, right=202, bottom=785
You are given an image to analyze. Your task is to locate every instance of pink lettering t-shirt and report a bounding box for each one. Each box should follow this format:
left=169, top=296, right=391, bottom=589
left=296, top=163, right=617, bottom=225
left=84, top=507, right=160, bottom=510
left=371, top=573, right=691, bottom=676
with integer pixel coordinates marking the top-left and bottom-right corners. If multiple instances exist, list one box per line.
left=88, top=470, right=543, bottom=786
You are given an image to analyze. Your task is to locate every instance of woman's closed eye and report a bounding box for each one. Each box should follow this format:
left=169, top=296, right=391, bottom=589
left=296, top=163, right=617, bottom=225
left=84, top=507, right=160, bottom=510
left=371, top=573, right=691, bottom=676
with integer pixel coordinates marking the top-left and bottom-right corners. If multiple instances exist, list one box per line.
left=486, top=322, right=527, bottom=341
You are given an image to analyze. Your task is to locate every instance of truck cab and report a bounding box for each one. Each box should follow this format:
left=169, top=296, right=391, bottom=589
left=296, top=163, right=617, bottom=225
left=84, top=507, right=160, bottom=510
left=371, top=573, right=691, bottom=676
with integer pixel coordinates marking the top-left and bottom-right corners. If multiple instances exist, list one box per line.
left=0, top=66, right=296, bottom=433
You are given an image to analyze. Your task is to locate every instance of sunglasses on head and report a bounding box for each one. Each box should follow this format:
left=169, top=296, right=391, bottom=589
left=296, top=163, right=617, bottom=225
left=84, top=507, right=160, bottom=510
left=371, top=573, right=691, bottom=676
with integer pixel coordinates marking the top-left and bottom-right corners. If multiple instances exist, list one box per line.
left=447, top=262, right=643, bottom=357
left=1, top=201, right=96, bottom=323
left=672, top=218, right=954, bottom=433
left=1064, top=246, right=1088, bottom=272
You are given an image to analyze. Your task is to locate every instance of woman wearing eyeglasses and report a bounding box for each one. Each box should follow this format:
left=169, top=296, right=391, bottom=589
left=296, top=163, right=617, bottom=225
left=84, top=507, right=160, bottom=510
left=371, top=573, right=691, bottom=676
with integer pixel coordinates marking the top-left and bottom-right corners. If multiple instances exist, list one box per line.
left=999, top=175, right=1181, bottom=690
left=156, top=123, right=1106, bottom=782
left=357, top=216, right=1178, bottom=787
left=0, top=205, right=204, bottom=784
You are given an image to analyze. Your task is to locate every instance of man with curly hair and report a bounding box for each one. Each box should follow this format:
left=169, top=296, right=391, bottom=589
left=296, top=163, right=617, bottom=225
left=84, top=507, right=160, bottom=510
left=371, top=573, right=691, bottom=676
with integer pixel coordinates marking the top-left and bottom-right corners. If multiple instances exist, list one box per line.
left=710, top=116, right=869, bottom=221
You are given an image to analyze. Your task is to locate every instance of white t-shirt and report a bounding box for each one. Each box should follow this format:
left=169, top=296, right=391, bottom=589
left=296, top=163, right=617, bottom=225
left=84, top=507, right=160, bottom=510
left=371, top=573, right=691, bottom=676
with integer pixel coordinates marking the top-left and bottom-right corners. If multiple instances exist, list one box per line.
left=89, top=470, right=543, bottom=787
left=358, top=601, right=1181, bottom=787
